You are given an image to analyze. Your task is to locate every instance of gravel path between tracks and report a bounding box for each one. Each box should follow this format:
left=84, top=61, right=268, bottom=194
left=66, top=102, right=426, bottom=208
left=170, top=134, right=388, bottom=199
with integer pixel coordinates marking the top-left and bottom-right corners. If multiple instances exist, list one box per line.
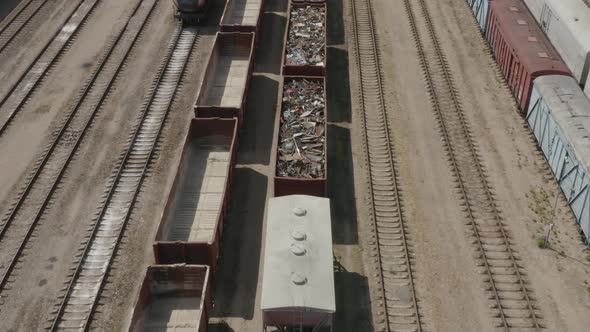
left=0, top=0, right=181, bottom=329
left=366, top=0, right=590, bottom=330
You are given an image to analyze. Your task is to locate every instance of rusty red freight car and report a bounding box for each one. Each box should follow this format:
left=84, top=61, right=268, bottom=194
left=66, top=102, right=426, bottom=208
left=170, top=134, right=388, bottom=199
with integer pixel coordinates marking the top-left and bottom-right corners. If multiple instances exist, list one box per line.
left=194, top=32, right=255, bottom=125
left=274, top=76, right=327, bottom=197
left=292, top=0, right=325, bottom=3
left=128, top=264, right=211, bottom=332
left=282, top=3, right=326, bottom=77
left=220, top=0, right=264, bottom=35
left=487, top=0, right=570, bottom=114
left=153, top=118, right=238, bottom=276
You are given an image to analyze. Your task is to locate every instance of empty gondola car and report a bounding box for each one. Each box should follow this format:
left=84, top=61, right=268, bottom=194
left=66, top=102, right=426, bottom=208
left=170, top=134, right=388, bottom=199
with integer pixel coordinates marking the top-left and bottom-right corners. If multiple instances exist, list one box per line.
left=153, top=118, right=238, bottom=277
left=487, top=0, right=571, bottom=114
left=129, top=264, right=211, bottom=332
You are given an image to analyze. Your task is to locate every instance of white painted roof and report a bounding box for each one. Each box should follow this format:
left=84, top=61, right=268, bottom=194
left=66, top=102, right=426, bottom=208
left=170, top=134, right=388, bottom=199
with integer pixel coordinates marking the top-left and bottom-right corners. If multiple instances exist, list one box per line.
left=533, top=75, right=590, bottom=173
left=261, top=195, right=335, bottom=312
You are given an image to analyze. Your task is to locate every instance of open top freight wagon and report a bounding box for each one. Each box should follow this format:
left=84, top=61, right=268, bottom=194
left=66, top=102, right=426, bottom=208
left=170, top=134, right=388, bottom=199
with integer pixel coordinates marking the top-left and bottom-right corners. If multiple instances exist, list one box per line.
left=220, top=0, right=264, bottom=35
left=128, top=264, right=211, bottom=332
left=195, top=32, right=255, bottom=125
left=153, top=118, right=238, bottom=277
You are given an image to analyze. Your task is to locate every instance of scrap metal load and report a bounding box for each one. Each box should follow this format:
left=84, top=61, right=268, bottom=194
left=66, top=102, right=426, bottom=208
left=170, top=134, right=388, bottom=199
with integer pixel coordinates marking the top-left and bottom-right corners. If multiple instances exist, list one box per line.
left=275, top=77, right=327, bottom=197
left=173, top=0, right=209, bottom=24
left=283, top=4, right=326, bottom=76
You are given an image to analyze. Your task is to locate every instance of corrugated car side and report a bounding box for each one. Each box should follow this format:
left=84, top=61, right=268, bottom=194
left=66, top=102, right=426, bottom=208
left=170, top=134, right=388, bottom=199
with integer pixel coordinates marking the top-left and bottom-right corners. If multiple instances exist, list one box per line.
left=487, top=0, right=570, bottom=114
left=527, top=75, right=590, bottom=242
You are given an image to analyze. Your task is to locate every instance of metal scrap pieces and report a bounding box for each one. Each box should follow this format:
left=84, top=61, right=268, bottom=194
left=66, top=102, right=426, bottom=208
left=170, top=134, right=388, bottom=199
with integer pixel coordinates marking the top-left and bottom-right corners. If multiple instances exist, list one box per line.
left=285, top=5, right=326, bottom=66
left=277, top=78, right=325, bottom=178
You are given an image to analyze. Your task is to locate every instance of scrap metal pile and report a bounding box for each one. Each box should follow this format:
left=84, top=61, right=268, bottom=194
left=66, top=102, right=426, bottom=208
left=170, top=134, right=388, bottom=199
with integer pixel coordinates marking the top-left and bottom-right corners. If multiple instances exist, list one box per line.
left=285, top=5, right=326, bottom=66
left=277, top=78, right=325, bottom=178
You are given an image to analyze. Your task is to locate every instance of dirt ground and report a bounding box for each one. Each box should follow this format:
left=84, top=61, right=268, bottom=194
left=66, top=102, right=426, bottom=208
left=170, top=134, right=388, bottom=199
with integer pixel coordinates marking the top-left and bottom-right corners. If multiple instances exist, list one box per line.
left=0, top=0, right=589, bottom=330
left=366, top=0, right=590, bottom=330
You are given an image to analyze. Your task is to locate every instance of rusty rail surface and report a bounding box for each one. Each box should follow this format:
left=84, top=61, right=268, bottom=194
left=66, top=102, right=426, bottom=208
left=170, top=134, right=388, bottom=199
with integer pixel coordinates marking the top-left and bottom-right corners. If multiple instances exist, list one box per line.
left=48, top=25, right=198, bottom=331
left=402, top=0, right=543, bottom=329
left=350, top=0, right=422, bottom=331
left=0, top=0, right=100, bottom=136
left=0, top=0, right=52, bottom=54
left=0, top=0, right=157, bottom=308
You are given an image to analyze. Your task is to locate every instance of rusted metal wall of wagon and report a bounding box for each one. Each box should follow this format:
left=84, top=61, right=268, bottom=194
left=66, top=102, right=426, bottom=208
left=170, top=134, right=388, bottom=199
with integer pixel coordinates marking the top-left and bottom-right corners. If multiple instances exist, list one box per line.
left=194, top=32, right=255, bottom=125
left=282, top=2, right=326, bottom=77
left=487, top=0, right=570, bottom=114
left=220, top=0, right=264, bottom=36
left=274, top=76, right=327, bottom=197
left=128, top=264, right=211, bottom=332
left=153, top=118, right=238, bottom=277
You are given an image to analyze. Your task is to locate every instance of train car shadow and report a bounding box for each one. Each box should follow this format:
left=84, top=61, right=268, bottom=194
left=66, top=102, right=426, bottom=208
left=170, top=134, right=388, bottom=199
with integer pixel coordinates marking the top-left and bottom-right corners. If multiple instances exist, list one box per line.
left=208, top=321, right=237, bottom=332
left=327, top=47, right=352, bottom=123
left=254, top=12, right=286, bottom=75
left=264, top=0, right=288, bottom=13
left=327, top=125, right=358, bottom=245
left=328, top=0, right=345, bottom=45
left=239, top=74, right=278, bottom=165
left=210, top=167, right=267, bottom=320
left=334, top=258, right=375, bottom=332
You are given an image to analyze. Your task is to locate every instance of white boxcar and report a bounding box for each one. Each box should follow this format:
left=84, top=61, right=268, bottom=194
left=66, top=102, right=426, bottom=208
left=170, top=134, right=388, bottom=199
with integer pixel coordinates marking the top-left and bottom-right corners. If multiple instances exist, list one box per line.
left=522, top=0, right=590, bottom=96
left=467, top=0, right=492, bottom=32
left=527, top=75, right=590, bottom=242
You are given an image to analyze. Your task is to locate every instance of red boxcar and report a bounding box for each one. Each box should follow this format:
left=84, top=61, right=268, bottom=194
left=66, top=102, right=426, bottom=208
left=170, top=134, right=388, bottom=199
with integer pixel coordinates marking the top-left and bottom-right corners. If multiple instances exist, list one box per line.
left=194, top=32, right=255, bottom=126
left=128, top=264, right=211, bottom=332
left=274, top=76, right=327, bottom=197
left=282, top=3, right=327, bottom=77
left=487, top=0, right=570, bottom=114
left=153, top=118, right=238, bottom=277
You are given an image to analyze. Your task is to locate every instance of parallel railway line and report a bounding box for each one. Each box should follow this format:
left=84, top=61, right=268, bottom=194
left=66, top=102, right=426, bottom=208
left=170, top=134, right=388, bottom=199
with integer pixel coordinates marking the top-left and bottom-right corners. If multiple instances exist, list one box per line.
left=0, top=0, right=99, bottom=136
left=350, top=0, right=422, bottom=331
left=48, top=26, right=198, bottom=331
left=0, top=0, right=51, bottom=54
left=402, top=0, right=543, bottom=329
left=0, top=0, right=157, bottom=304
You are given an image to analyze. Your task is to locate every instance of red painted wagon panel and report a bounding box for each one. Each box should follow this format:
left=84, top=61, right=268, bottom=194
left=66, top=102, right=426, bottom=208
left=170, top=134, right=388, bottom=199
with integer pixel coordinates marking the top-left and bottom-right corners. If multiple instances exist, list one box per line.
left=274, top=76, right=327, bottom=197
left=487, top=0, right=570, bottom=114
left=194, top=32, right=255, bottom=126
left=153, top=118, right=238, bottom=277
left=128, top=264, right=211, bottom=332
left=282, top=3, right=327, bottom=77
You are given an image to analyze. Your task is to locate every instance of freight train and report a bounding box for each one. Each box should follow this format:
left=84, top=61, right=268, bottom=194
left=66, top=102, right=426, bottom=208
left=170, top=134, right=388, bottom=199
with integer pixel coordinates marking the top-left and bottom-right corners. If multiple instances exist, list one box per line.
left=173, top=0, right=209, bottom=23
left=467, top=0, right=590, bottom=242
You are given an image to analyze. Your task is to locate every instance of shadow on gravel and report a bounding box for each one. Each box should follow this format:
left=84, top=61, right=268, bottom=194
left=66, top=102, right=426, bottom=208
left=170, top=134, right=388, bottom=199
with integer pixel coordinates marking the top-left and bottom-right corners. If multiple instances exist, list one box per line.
left=239, top=74, right=278, bottom=165
left=264, top=0, right=288, bottom=13
left=328, top=124, right=358, bottom=245
left=327, top=47, right=352, bottom=123
left=334, top=258, right=375, bottom=332
left=328, top=0, right=345, bottom=45
left=208, top=321, right=236, bottom=332
left=254, top=12, right=286, bottom=75
left=210, top=167, right=267, bottom=320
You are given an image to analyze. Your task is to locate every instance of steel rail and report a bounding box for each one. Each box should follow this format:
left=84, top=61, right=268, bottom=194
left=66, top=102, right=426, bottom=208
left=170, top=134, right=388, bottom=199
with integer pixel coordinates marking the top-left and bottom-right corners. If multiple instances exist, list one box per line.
left=49, top=25, right=197, bottom=331
left=0, top=0, right=50, bottom=54
left=402, top=0, right=542, bottom=329
left=350, top=0, right=422, bottom=331
left=0, top=0, right=98, bottom=137
left=0, top=0, right=156, bottom=299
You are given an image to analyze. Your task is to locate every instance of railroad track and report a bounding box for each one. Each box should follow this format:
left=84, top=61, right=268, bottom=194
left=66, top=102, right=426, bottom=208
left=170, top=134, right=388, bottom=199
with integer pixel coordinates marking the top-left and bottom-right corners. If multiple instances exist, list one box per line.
left=48, top=26, right=198, bottom=331
left=350, top=0, right=422, bottom=331
left=0, top=0, right=157, bottom=303
left=0, top=0, right=99, bottom=136
left=0, top=0, right=50, bottom=54
left=402, top=0, right=543, bottom=329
